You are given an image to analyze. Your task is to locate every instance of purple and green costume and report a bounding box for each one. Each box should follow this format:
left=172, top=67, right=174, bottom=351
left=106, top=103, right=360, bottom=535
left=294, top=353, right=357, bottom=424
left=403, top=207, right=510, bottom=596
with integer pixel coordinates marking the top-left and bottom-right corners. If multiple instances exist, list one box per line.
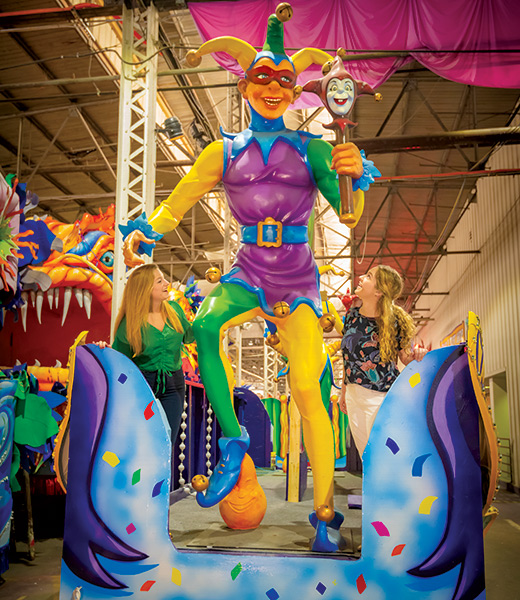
left=220, top=112, right=325, bottom=316
left=216, top=110, right=378, bottom=316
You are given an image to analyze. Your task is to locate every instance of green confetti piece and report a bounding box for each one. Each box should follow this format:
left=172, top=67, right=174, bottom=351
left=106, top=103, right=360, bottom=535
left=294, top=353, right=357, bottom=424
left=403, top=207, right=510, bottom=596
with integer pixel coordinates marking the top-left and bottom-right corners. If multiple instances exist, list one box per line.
left=230, top=563, right=242, bottom=581
left=132, top=469, right=141, bottom=485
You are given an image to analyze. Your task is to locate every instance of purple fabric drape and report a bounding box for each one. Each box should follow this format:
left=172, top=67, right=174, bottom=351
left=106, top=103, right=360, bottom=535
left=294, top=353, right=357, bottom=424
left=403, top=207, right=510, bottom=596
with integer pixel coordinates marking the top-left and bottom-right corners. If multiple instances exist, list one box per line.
left=189, top=0, right=520, bottom=108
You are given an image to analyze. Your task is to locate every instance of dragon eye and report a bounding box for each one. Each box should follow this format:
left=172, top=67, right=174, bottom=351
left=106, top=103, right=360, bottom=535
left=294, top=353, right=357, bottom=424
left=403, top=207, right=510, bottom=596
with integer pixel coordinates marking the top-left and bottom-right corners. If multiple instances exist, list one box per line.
left=100, top=251, right=114, bottom=267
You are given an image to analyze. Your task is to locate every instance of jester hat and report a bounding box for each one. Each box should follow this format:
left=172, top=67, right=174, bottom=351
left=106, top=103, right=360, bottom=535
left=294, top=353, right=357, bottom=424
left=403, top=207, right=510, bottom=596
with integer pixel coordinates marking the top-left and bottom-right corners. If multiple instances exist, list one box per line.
left=186, top=2, right=334, bottom=81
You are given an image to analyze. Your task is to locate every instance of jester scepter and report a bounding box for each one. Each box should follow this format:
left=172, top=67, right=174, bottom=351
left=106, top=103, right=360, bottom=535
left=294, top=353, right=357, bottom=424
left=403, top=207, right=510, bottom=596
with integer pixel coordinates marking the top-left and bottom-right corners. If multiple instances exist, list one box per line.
left=122, top=2, right=379, bottom=552
left=304, top=49, right=382, bottom=225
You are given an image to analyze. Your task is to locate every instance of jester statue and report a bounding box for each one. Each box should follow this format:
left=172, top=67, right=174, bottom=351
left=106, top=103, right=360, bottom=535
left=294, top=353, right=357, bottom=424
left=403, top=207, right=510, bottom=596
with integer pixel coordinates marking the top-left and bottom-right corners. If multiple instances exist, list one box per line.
left=123, top=3, right=379, bottom=552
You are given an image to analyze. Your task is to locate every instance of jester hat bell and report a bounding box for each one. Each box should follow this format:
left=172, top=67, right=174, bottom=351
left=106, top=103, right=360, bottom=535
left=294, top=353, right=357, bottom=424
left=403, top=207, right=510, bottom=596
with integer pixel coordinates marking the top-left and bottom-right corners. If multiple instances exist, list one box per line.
left=185, top=2, right=334, bottom=79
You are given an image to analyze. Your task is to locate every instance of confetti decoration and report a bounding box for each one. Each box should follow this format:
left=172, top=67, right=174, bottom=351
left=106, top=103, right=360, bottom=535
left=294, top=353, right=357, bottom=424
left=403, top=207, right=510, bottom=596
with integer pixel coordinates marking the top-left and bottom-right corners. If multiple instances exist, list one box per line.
left=316, top=582, right=326, bottom=595
left=371, top=521, right=390, bottom=537
left=132, top=469, right=141, bottom=485
left=356, top=574, right=367, bottom=594
left=409, top=373, right=421, bottom=388
left=118, top=373, right=128, bottom=384
left=125, top=523, right=136, bottom=534
left=102, top=451, right=120, bottom=467
left=412, top=454, right=432, bottom=477
left=231, top=563, right=243, bottom=581
left=391, top=544, right=406, bottom=556
left=266, top=589, right=279, bottom=600
left=419, top=495, right=438, bottom=514
left=140, top=580, right=156, bottom=592
left=385, top=437, right=400, bottom=454
left=152, top=479, right=165, bottom=498
left=171, top=568, right=182, bottom=586
left=144, top=400, right=155, bottom=420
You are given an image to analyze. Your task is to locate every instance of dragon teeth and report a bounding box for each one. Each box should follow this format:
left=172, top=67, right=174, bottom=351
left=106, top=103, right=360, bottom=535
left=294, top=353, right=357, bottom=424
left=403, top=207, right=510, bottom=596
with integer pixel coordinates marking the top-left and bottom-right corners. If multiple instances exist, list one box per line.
left=36, top=291, right=44, bottom=324
left=21, top=291, right=28, bottom=332
left=74, top=288, right=83, bottom=308
left=62, top=287, right=72, bottom=326
left=83, top=290, right=92, bottom=320
left=17, top=287, right=95, bottom=326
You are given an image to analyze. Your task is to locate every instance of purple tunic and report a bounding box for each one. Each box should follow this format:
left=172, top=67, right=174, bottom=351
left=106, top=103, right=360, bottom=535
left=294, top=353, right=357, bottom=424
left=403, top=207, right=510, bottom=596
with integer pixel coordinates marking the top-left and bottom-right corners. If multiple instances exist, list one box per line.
left=220, top=136, right=322, bottom=316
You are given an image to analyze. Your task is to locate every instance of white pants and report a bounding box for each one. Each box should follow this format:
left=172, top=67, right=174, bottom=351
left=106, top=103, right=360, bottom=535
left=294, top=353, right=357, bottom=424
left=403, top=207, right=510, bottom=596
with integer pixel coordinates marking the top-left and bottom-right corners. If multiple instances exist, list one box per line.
left=345, top=383, right=386, bottom=456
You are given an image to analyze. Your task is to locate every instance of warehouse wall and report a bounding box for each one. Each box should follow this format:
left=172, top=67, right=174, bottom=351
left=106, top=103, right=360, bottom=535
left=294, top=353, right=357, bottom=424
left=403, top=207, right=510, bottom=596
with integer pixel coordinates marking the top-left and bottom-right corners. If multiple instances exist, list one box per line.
left=416, top=140, right=520, bottom=491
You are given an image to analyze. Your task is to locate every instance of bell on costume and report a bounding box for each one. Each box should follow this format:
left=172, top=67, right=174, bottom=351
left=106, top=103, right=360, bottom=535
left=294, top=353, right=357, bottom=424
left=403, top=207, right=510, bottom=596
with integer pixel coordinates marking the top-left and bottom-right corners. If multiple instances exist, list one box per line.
left=195, top=425, right=250, bottom=508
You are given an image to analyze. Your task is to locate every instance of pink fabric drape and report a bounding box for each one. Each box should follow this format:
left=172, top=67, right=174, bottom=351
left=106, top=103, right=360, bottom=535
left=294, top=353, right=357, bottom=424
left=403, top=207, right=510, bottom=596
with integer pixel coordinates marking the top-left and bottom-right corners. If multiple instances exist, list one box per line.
left=189, top=0, right=520, bottom=108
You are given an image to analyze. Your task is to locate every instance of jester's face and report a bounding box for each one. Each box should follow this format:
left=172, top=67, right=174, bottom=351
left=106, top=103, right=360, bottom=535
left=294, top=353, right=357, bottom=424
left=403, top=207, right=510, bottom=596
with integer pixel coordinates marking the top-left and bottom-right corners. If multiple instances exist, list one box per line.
left=238, top=57, right=297, bottom=120
left=326, top=77, right=355, bottom=116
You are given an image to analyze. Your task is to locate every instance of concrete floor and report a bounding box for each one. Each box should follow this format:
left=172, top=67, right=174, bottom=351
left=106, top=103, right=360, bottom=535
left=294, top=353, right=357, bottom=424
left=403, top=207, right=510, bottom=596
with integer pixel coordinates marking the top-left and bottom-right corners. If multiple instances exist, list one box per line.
left=1, top=473, right=519, bottom=600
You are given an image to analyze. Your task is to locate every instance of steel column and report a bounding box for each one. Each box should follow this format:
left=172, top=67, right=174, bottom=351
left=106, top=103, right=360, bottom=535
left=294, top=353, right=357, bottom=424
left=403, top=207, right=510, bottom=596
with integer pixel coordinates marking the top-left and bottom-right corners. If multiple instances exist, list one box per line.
left=111, top=3, right=160, bottom=339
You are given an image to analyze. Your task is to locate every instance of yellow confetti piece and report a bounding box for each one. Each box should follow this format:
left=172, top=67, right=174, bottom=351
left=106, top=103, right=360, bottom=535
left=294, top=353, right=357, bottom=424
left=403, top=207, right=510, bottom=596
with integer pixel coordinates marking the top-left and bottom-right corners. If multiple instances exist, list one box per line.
left=171, top=567, right=182, bottom=586
left=102, top=451, right=120, bottom=467
left=419, top=495, right=438, bottom=515
left=409, top=373, right=421, bottom=388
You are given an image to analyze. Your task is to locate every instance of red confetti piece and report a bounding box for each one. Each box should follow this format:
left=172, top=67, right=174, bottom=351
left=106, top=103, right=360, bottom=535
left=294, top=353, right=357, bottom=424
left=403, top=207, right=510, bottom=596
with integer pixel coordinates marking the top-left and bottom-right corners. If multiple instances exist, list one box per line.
left=371, top=521, right=390, bottom=536
left=140, top=580, right=156, bottom=592
left=356, top=574, right=367, bottom=594
left=126, top=523, right=136, bottom=534
left=144, top=401, right=155, bottom=420
left=391, top=544, right=406, bottom=556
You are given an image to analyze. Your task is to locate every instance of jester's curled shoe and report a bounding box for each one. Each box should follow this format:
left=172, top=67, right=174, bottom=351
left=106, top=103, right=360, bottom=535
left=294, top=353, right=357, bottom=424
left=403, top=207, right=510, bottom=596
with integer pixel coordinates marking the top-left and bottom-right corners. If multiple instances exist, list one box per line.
left=309, top=506, right=347, bottom=552
left=193, top=426, right=250, bottom=508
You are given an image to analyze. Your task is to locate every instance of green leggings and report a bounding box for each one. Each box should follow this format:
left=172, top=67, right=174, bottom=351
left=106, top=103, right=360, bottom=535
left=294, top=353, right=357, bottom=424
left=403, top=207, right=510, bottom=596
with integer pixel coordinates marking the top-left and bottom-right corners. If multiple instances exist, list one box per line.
left=193, top=283, right=260, bottom=437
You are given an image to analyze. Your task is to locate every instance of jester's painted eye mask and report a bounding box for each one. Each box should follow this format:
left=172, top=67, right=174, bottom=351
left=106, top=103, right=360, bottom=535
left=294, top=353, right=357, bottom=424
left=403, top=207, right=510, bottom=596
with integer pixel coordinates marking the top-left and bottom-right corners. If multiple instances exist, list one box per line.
left=246, top=65, right=297, bottom=89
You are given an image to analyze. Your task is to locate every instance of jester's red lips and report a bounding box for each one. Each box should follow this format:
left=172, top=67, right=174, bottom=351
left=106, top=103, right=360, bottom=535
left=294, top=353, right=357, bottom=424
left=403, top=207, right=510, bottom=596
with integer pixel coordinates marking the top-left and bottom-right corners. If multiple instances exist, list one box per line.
left=334, top=98, right=348, bottom=105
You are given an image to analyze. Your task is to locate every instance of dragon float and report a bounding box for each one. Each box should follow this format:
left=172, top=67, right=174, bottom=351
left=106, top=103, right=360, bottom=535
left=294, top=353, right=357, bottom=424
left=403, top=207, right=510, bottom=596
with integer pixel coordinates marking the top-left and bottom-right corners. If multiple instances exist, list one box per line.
left=0, top=174, right=114, bottom=371
left=0, top=175, right=200, bottom=385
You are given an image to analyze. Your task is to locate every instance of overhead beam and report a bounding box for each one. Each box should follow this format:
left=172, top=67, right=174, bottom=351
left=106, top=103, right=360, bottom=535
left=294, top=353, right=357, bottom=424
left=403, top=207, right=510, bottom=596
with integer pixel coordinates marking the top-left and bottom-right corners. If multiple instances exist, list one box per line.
left=355, top=127, right=520, bottom=154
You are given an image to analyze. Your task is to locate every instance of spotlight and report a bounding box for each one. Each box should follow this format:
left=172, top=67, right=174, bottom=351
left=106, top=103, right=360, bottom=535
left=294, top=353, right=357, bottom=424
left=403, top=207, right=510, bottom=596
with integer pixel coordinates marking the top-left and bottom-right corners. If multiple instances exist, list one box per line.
left=156, top=116, right=183, bottom=140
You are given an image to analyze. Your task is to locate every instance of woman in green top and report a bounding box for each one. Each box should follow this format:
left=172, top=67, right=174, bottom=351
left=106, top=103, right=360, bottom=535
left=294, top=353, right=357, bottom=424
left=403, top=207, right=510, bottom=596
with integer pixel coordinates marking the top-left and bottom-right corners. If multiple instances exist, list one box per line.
left=110, top=263, right=194, bottom=441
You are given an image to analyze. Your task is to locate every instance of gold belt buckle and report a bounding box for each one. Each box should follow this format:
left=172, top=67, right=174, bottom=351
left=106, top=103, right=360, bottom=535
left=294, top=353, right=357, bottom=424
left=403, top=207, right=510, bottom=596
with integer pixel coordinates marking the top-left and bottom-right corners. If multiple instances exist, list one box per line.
left=257, top=217, right=282, bottom=248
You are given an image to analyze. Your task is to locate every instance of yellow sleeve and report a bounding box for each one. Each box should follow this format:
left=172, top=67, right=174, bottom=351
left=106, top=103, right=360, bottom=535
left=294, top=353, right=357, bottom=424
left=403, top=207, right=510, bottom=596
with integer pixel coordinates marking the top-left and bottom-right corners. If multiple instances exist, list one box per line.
left=148, top=140, right=224, bottom=234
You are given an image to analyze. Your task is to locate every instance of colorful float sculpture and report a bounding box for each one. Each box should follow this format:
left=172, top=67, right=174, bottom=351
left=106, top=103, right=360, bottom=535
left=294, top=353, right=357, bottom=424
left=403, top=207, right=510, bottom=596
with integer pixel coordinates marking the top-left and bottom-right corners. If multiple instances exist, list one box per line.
left=122, top=2, right=379, bottom=551
left=0, top=178, right=199, bottom=382
left=58, top=309, right=497, bottom=599
left=0, top=173, right=115, bottom=369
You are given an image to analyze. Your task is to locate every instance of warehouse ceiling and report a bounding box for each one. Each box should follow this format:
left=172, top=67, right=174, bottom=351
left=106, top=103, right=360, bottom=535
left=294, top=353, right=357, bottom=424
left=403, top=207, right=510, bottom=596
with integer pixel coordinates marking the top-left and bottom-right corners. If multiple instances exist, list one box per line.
left=1, top=0, right=520, bottom=333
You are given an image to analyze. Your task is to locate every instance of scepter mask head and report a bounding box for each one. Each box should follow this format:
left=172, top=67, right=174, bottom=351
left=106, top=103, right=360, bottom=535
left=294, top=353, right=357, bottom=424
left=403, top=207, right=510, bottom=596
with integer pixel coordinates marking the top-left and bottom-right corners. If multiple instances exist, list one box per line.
left=303, top=51, right=377, bottom=125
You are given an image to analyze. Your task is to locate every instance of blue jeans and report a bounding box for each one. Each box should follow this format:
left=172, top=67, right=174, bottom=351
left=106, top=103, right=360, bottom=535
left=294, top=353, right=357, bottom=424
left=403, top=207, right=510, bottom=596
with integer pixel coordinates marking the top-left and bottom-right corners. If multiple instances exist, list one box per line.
left=141, top=369, right=185, bottom=442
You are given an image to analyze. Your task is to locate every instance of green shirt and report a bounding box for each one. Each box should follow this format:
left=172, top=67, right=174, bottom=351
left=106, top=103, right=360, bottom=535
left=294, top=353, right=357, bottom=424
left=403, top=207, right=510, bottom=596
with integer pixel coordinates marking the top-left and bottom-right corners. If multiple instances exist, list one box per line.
left=112, top=300, right=195, bottom=374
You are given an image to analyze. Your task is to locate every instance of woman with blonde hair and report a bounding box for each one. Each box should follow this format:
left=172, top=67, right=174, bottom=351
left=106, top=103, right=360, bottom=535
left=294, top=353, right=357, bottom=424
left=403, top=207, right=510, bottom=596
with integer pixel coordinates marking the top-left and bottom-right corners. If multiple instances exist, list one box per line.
left=339, top=264, right=427, bottom=455
left=100, top=263, right=194, bottom=441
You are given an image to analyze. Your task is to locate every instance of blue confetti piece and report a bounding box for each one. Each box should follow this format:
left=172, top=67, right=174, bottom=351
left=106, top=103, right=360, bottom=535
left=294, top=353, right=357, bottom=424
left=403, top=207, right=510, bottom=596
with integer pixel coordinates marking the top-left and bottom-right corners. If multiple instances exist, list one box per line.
left=386, top=437, right=400, bottom=454
left=118, top=373, right=127, bottom=384
left=316, top=581, right=327, bottom=595
left=266, top=589, right=279, bottom=600
left=152, top=479, right=165, bottom=498
left=412, top=453, right=432, bottom=477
